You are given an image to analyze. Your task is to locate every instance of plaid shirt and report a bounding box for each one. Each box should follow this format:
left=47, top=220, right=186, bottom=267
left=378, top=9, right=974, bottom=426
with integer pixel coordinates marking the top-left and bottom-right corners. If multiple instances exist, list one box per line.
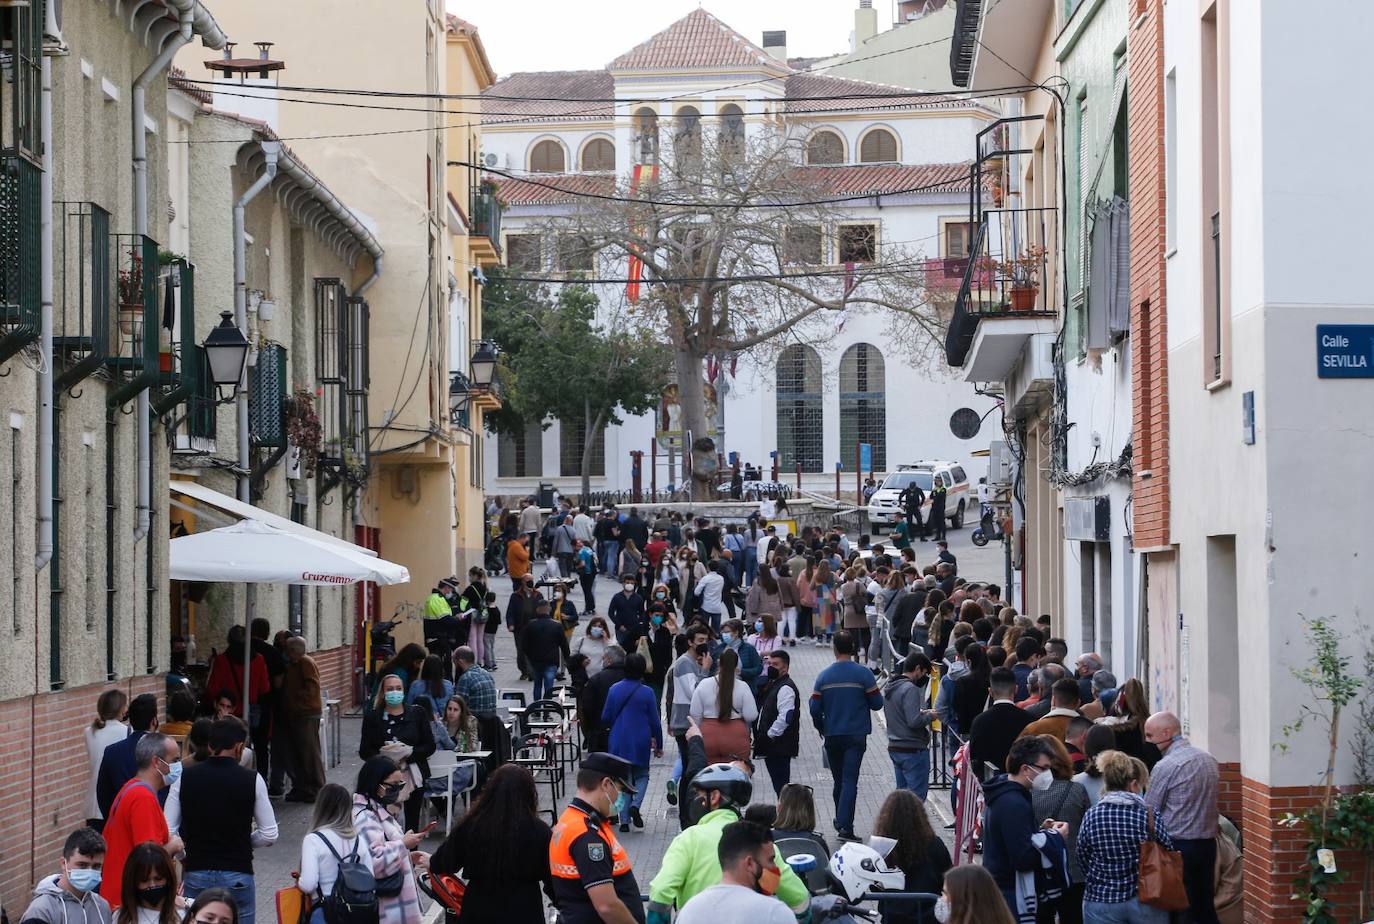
left=1077, top=792, right=1174, bottom=904
left=1144, top=739, right=1219, bottom=839
left=455, top=663, right=497, bottom=717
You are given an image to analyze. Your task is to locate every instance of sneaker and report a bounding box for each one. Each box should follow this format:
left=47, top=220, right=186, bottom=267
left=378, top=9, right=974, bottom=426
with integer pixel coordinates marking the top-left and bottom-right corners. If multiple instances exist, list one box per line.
left=630, top=807, right=644, bottom=829
left=619, top=822, right=630, bottom=833
left=666, top=779, right=678, bottom=805
left=836, top=828, right=858, bottom=843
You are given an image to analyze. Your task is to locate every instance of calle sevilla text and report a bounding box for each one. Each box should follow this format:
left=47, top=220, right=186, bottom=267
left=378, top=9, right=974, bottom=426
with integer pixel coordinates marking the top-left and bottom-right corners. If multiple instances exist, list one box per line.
left=302, top=572, right=356, bottom=584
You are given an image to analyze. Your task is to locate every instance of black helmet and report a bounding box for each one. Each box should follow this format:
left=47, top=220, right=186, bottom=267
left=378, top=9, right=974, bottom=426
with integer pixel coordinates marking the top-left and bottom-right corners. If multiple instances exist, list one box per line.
left=690, top=763, right=752, bottom=809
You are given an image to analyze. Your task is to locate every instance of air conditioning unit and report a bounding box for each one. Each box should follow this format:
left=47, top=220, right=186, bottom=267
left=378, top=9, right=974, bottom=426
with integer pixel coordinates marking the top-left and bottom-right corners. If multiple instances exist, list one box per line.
left=988, top=440, right=1013, bottom=486
left=480, top=151, right=499, bottom=168
left=1063, top=495, right=1110, bottom=542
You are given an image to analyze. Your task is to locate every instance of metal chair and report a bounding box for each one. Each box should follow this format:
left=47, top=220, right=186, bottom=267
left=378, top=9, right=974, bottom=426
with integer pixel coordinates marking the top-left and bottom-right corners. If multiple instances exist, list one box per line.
left=512, top=732, right=562, bottom=818
left=423, top=751, right=479, bottom=836
left=499, top=688, right=527, bottom=710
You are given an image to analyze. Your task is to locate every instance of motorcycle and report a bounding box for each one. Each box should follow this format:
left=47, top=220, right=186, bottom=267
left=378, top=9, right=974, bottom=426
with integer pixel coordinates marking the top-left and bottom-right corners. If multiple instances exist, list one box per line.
left=970, top=504, right=1004, bottom=547
left=793, top=840, right=940, bottom=924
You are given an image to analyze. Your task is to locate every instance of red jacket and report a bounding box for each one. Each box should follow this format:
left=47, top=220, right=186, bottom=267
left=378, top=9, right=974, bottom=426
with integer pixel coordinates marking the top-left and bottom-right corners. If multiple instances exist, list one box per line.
left=205, top=649, right=269, bottom=715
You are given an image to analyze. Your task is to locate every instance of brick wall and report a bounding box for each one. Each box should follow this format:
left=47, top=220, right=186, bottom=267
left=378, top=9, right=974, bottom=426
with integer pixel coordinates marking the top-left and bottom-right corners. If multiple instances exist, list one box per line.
left=1217, top=761, right=1242, bottom=831
left=312, top=644, right=358, bottom=709
left=1127, top=0, right=1171, bottom=548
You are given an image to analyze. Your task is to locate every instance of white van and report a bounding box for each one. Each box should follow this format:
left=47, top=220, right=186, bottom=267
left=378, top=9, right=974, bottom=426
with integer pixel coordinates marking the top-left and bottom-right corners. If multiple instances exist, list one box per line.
left=865, top=460, right=971, bottom=532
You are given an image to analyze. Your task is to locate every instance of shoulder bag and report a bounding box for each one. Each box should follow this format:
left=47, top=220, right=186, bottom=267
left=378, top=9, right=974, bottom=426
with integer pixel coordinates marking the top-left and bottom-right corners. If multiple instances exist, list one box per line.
left=1138, top=807, right=1190, bottom=910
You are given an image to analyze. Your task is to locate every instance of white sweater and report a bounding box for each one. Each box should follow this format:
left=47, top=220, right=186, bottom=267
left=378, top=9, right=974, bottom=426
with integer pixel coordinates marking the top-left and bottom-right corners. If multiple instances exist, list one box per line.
left=298, top=828, right=359, bottom=900
left=689, top=676, right=758, bottom=724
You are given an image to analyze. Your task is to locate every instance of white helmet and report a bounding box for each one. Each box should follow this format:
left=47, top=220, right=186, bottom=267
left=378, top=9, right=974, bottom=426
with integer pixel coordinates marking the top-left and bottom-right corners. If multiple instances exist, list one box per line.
left=827, top=842, right=906, bottom=903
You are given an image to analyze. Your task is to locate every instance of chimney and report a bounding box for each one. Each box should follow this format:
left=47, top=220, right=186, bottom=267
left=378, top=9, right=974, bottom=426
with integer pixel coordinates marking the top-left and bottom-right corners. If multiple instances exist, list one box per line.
left=762, top=30, right=787, bottom=62
left=855, top=1, right=878, bottom=46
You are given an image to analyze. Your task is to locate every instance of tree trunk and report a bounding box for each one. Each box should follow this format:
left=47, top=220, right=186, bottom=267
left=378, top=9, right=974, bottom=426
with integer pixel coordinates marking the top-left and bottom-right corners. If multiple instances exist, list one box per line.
left=673, top=346, right=717, bottom=499
left=580, top=403, right=607, bottom=503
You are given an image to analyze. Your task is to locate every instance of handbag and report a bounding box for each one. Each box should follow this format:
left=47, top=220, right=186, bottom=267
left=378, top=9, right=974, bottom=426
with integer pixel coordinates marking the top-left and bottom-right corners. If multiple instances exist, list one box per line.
left=635, top=636, right=654, bottom=675
left=1138, top=807, right=1190, bottom=910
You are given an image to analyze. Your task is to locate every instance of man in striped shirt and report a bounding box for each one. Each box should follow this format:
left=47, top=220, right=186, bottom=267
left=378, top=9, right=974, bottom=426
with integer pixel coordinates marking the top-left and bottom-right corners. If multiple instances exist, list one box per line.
left=1144, top=711, right=1220, bottom=924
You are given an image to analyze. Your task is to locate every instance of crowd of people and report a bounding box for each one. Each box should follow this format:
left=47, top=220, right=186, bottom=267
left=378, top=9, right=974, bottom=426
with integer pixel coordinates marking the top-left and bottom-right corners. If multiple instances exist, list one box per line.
left=24, top=501, right=1237, bottom=924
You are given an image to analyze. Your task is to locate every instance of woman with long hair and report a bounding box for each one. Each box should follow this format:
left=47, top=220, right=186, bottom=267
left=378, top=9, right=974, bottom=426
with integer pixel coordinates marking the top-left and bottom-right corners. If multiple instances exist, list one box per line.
left=1097, top=677, right=1159, bottom=767
left=771, top=783, right=829, bottom=854
left=353, top=756, right=426, bottom=924
left=812, top=559, right=835, bottom=645
left=85, top=688, right=129, bottom=830
left=746, top=567, right=782, bottom=624
left=1072, top=724, right=1118, bottom=805
left=360, top=674, right=437, bottom=832
left=115, top=842, right=180, bottom=924
left=687, top=647, right=758, bottom=763
left=872, top=789, right=951, bottom=924
left=618, top=538, right=642, bottom=583
left=181, top=889, right=238, bottom=924
left=430, top=764, right=553, bottom=923
left=872, top=570, right=905, bottom=671
left=298, top=783, right=358, bottom=924
left=1077, top=751, right=1174, bottom=924
left=775, top=560, right=800, bottom=646
left=1031, top=736, right=1091, bottom=924
left=939, top=865, right=1016, bottom=924
left=373, top=643, right=428, bottom=712
left=424, top=695, right=480, bottom=813
left=649, top=582, right=678, bottom=618
left=952, top=644, right=991, bottom=736
left=406, top=655, right=452, bottom=718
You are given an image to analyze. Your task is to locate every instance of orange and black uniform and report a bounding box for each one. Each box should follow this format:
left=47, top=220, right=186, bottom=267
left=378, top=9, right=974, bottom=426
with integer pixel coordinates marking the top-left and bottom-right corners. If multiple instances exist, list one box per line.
left=550, top=797, right=645, bottom=924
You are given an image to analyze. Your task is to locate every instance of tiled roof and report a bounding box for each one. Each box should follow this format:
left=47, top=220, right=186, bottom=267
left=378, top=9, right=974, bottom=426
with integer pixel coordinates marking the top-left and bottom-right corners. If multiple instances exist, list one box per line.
left=487, top=162, right=977, bottom=207
left=169, top=67, right=213, bottom=105
left=609, top=9, right=784, bottom=71
left=487, top=173, right=617, bottom=206
left=784, top=71, right=971, bottom=113
left=445, top=14, right=477, bottom=34
left=481, top=71, right=615, bottom=124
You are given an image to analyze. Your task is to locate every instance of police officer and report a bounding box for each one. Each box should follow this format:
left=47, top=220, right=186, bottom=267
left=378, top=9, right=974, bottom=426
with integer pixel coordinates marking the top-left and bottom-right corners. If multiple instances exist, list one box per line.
left=898, top=480, right=926, bottom=540
left=550, top=753, right=645, bottom=924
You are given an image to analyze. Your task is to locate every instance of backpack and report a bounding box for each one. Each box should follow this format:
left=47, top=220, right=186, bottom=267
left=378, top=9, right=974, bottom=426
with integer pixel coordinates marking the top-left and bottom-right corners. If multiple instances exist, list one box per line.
left=315, top=833, right=381, bottom=924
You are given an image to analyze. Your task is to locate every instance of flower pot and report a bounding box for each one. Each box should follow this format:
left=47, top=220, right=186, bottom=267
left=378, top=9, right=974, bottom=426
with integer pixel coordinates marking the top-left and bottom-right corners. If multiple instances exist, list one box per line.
left=1009, top=286, right=1038, bottom=311
left=159, top=351, right=174, bottom=373
left=118, top=304, right=142, bottom=336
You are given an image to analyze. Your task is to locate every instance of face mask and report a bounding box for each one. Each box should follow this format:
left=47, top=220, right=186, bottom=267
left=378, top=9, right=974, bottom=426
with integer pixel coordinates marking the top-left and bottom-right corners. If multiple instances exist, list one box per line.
left=623, top=584, right=636, bottom=594
left=753, top=859, right=781, bottom=896
left=66, top=868, right=102, bottom=894
left=137, top=886, right=169, bottom=907
left=613, top=790, right=631, bottom=817
left=933, top=897, right=951, bottom=924
left=720, top=632, right=733, bottom=644
left=754, top=621, right=764, bottom=633
left=651, top=615, right=664, bottom=626
left=1031, top=768, right=1054, bottom=791
left=655, top=592, right=666, bottom=600
left=590, top=627, right=605, bottom=639
left=766, top=666, right=780, bottom=681
left=384, top=691, right=406, bottom=707
left=161, top=759, right=183, bottom=787
left=379, top=782, right=405, bottom=806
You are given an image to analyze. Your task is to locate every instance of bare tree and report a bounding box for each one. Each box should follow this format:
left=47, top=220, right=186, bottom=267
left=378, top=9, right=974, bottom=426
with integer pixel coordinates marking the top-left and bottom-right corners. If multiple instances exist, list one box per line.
left=525, top=127, right=944, bottom=498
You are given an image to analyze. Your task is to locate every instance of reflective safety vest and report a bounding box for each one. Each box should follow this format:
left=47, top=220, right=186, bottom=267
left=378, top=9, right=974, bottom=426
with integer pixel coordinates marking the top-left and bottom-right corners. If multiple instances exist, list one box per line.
left=550, top=801, right=632, bottom=878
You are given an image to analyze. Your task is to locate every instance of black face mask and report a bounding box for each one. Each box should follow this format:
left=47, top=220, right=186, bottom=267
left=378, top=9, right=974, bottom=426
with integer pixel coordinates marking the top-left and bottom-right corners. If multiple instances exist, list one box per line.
left=137, top=886, right=169, bottom=907
left=379, top=783, right=404, bottom=806
left=765, top=666, right=780, bottom=681
left=914, top=674, right=929, bottom=687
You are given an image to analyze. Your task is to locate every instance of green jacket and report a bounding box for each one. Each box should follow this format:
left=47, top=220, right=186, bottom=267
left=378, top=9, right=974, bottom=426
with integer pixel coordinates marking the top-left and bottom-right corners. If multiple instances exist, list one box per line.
left=647, top=807, right=809, bottom=915
left=424, top=592, right=452, bottom=618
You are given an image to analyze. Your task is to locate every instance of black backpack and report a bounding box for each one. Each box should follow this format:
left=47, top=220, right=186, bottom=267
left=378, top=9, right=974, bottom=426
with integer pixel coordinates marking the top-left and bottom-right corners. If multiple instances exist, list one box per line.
left=315, top=833, right=381, bottom=924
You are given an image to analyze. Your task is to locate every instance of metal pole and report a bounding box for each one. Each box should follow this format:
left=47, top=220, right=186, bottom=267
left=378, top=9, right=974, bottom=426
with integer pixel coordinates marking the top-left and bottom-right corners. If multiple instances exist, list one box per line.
left=854, top=444, right=861, bottom=506
left=834, top=463, right=840, bottom=502
left=795, top=463, right=801, bottom=494
left=650, top=439, right=657, bottom=498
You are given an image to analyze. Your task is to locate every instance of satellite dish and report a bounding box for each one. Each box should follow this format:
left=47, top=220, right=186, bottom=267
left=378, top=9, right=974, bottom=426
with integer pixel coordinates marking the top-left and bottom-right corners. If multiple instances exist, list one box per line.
left=949, top=407, right=982, bottom=440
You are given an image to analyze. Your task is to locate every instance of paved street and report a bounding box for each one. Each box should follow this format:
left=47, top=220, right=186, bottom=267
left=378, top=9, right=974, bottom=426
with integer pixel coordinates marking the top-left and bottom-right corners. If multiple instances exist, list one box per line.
left=252, top=518, right=1005, bottom=914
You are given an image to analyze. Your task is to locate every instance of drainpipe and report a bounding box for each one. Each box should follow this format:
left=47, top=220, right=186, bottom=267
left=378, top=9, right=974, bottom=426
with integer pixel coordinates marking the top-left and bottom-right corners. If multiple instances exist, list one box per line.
left=356, top=256, right=382, bottom=296
left=131, top=8, right=195, bottom=542
left=35, top=51, right=54, bottom=570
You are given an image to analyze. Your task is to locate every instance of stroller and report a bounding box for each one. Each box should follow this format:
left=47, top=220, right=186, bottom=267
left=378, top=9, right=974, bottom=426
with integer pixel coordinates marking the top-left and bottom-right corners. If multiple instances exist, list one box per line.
left=483, top=536, right=506, bottom=576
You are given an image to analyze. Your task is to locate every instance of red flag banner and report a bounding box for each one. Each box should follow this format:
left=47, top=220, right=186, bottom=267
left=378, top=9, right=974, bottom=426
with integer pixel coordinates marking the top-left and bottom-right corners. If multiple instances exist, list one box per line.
left=626, top=164, right=658, bottom=305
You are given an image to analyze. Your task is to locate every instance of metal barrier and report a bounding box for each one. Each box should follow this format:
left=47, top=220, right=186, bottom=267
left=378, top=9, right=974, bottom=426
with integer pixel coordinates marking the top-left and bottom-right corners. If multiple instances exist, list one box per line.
left=952, top=742, right=983, bottom=866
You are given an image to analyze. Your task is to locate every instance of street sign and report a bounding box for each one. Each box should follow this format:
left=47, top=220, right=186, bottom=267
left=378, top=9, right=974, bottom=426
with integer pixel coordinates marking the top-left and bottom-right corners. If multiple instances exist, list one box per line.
left=859, top=442, right=872, bottom=471
left=1316, top=324, right=1374, bottom=378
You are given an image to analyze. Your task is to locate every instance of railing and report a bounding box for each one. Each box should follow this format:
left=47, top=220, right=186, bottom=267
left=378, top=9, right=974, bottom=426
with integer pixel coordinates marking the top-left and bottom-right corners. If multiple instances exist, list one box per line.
left=153, top=258, right=197, bottom=412
left=469, top=183, right=502, bottom=254
left=170, top=347, right=218, bottom=453
left=106, top=234, right=160, bottom=405
left=1, top=0, right=43, bottom=160
left=53, top=202, right=112, bottom=389
left=958, top=207, right=1055, bottom=317
left=250, top=343, right=288, bottom=448
left=0, top=154, right=41, bottom=362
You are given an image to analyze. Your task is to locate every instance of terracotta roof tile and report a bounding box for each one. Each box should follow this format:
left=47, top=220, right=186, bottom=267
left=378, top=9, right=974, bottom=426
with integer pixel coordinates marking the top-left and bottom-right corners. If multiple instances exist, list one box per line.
left=169, top=67, right=212, bottom=105
left=609, top=9, right=785, bottom=71
left=481, top=71, right=614, bottom=124
left=785, top=71, right=971, bottom=113
left=487, top=173, right=617, bottom=206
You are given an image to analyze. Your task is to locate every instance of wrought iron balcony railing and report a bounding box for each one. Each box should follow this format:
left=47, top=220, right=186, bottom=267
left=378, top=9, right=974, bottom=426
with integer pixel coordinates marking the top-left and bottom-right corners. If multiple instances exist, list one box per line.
left=469, top=183, right=502, bottom=254
left=0, top=154, right=41, bottom=362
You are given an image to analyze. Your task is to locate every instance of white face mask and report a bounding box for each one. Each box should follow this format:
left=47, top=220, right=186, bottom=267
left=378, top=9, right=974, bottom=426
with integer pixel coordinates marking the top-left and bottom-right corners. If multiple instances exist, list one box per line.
left=1031, top=768, right=1054, bottom=791
left=933, top=897, right=951, bottom=923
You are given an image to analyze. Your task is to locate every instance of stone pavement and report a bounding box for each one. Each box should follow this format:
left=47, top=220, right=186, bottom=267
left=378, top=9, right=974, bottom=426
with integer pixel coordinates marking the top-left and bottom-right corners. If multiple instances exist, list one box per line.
left=252, top=521, right=1005, bottom=917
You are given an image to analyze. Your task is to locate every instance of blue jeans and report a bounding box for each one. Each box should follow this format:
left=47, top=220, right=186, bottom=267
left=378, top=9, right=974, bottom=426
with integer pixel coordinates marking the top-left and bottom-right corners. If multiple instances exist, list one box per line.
left=531, top=662, right=558, bottom=701
left=823, top=734, right=866, bottom=834
left=184, top=871, right=255, bottom=924
left=890, top=749, right=930, bottom=801
left=743, top=547, right=758, bottom=586
left=620, top=764, right=650, bottom=824
left=1082, top=898, right=1169, bottom=924
left=601, top=541, right=620, bottom=575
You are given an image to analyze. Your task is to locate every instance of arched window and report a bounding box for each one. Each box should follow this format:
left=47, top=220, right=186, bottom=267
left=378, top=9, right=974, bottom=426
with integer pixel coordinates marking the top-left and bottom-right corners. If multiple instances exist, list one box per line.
left=674, top=106, right=702, bottom=166
left=529, top=139, right=565, bottom=173
left=859, top=128, right=898, bottom=163
left=720, top=104, right=744, bottom=158
left=580, top=137, right=615, bottom=172
left=634, top=108, right=659, bottom=164
left=776, top=344, right=823, bottom=474
left=839, top=343, right=886, bottom=471
left=806, top=130, right=845, bottom=165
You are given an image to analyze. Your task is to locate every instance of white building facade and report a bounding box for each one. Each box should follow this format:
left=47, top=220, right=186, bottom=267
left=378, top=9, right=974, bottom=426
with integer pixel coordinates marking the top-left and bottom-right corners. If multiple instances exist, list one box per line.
left=479, top=10, right=1001, bottom=502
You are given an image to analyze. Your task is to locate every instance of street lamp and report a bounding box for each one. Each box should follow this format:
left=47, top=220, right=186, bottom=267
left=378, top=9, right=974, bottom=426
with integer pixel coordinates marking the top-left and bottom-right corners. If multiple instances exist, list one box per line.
left=448, top=371, right=471, bottom=427
left=470, top=340, right=498, bottom=388
left=202, top=310, right=250, bottom=403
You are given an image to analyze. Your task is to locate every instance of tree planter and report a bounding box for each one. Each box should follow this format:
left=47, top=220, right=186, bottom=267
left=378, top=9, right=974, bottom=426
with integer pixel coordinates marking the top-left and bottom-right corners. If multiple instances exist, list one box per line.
left=1009, top=286, right=1038, bottom=311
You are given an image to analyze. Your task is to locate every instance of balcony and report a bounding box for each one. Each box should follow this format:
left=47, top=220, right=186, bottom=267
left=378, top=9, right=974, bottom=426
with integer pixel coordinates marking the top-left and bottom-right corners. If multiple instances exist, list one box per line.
left=153, top=257, right=197, bottom=413
left=105, top=234, right=161, bottom=405
left=1, top=154, right=41, bottom=362
left=53, top=202, right=112, bottom=389
left=170, top=347, right=218, bottom=454
left=949, top=0, right=1052, bottom=90
left=468, top=183, right=503, bottom=267
left=945, top=207, right=1058, bottom=385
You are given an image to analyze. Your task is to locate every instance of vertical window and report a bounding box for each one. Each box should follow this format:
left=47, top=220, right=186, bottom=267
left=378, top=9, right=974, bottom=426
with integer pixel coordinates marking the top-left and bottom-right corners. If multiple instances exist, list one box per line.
left=775, top=344, right=823, bottom=473
left=580, top=138, right=615, bottom=172
left=720, top=104, right=745, bottom=159
left=782, top=225, right=823, bottom=265
left=674, top=106, right=702, bottom=166
left=557, top=235, right=594, bottom=273
left=859, top=128, right=897, bottom=163
left=943, top=221, right=974, bottom=259
left=838, top=224, right=877, bottom=263
left=559, top=420, right=605, bottom=477
left=806, top=130, right=845, bottom=165
left=497, top=419, right=543, bottom=478
left=634, top=108, right=659, bottom=165
left=1165, top=69, right=1177, bottom=252
left=839, top=344, right=886, bottom=471
left=529, top=140, right=565, bottom=173
left=505, top=234, right=542, bottom=272
left=1200, top=6, right=1225, bottom=384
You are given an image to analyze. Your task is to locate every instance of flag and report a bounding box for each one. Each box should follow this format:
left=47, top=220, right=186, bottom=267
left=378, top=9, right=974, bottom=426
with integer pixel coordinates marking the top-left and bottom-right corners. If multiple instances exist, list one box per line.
left=626, top=164, right=658, bottom=305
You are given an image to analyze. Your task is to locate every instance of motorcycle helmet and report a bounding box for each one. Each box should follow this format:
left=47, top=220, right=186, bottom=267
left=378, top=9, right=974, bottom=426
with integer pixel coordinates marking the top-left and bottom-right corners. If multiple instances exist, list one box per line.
left=689, top=763, right=753, bottom=809
left=827, top=842, right=906, bottom=903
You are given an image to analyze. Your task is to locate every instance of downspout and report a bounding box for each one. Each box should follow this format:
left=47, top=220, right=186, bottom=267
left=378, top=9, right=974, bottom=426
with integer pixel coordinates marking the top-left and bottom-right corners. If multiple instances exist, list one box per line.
left=131, top=8, right=194, bottom=542
left=355, top=256, right=382, bottom=296
left=235, top=143, right=278, bottom=690
left=35, top=48, right=54, bottom=571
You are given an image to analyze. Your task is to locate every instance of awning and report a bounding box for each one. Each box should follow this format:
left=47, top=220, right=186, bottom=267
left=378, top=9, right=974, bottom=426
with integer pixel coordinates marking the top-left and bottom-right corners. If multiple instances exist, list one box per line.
left=170, top=519, right=409, bottom=586
left=169, top=479, right=375, bottom=556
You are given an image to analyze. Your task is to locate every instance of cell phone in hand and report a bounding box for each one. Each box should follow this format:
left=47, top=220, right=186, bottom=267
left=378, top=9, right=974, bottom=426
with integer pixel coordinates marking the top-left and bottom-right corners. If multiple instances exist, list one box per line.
left=422, top=820, right=439, bottom=834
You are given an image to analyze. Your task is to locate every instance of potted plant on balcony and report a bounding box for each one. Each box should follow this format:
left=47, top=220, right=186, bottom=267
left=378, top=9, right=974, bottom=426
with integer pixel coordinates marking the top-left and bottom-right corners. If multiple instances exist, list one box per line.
left=117, top=253, right=144, bottom=336
left=1005, top=244, right=1046, bottom=311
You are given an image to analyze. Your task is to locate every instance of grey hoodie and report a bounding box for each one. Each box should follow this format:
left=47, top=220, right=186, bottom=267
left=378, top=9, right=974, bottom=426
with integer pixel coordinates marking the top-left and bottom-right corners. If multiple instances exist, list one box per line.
left=936, top=658, right=969, bottom=730
left=20, top=876, right=111, bottom=924
left=883, top=674, right=935, bottom=751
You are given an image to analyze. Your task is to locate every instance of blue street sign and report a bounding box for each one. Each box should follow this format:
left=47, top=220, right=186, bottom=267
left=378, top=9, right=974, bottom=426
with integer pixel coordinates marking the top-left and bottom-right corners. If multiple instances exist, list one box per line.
left=859, top=442, right=872, bottom=471
left=1317, top=324, right=1374, bottom=378
left=728, top=451, right=738, bottom=466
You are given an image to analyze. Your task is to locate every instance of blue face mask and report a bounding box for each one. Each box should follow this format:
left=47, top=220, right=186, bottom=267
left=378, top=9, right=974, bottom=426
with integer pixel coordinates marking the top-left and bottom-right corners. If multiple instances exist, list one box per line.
left=651, top=615, right=664, bottom=626
left=384, top=691, right=406, bottom=707
left=613, top=790, right=631, bottom=817
left=721, top=632, right=733, bottom=644
left=66, top=868, right=102, bottom=893
left=754, top=621, right=764, bottom=633
left=160, top=759, right=183, bottom=787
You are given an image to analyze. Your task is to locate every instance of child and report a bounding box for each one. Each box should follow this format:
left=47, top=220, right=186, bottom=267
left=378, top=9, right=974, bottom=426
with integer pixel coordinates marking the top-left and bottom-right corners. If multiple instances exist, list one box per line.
left=481, top=591, right=499, bottom=670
